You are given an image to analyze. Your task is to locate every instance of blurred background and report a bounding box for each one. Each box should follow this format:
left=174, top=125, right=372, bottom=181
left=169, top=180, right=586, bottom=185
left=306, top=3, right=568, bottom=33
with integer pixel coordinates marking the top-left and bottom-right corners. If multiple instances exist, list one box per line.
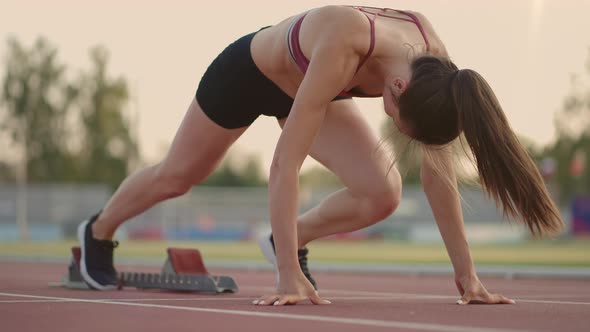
left=0, top=0, right=589, bottom=271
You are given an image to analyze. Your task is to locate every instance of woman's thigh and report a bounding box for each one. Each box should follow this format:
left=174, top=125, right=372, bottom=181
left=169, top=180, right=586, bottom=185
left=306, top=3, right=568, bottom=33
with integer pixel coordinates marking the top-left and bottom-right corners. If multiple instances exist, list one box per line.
left=159, top=98, right=248, bottom=184
left=279, top=99, right=401, bottom=198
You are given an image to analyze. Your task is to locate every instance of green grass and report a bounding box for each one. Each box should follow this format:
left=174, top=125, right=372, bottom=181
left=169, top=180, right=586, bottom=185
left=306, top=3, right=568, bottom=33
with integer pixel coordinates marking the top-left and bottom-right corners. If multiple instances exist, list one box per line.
left=1, top=239, right=589, bottom=267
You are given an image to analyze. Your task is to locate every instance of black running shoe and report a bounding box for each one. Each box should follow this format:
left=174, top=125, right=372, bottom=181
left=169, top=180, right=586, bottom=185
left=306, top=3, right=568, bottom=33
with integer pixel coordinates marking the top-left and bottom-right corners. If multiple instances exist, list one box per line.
left=258, top=232, right=317, bottom=290
left=77, top=212, right=119, bottom=290
left=295, top=246, right=316, bottom=289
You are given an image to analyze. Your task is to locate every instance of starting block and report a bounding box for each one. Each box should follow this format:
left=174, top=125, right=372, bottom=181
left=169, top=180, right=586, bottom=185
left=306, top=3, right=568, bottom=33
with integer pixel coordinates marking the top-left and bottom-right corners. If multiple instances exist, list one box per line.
left=50, top=247, right=238, bottom=294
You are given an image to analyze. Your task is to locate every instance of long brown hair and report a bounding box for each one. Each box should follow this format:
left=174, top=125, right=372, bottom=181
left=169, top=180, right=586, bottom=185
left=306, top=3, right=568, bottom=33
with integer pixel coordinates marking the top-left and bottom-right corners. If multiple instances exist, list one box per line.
left=397, top=55, right=564, bottom=237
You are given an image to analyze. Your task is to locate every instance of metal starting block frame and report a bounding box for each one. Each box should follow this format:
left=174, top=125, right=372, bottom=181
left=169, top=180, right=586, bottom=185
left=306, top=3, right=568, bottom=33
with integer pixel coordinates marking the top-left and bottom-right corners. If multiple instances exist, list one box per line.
left=50, top=247, right=238, bottom=294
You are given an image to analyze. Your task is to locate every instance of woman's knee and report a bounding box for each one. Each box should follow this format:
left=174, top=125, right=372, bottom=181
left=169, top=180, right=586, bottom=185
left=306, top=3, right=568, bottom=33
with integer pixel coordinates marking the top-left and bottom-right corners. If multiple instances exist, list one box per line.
left=152, top=163, right=193, bottom=199
left=364, top=172, right=402, bottom=222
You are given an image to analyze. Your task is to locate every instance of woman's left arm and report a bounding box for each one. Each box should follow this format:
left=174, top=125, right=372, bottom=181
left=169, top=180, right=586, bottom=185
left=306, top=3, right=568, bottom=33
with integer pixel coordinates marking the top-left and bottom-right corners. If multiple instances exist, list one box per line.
left=421, top=154, right=515, bottom=305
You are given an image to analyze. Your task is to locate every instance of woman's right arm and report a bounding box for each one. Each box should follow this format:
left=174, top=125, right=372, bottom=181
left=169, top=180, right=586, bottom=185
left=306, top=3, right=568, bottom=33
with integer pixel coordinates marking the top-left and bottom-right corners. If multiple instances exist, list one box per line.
left=256, top=6, right=370, bottom=306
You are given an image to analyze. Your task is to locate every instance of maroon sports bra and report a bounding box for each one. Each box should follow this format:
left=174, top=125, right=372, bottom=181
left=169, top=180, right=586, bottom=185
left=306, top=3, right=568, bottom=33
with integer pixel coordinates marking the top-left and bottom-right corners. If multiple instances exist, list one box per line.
left=286, top=6, right=431, bottom=98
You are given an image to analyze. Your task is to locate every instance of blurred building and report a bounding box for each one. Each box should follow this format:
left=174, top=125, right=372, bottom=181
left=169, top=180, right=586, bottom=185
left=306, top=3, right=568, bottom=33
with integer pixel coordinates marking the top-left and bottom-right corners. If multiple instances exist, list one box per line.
left=0, top=185, right=110, bottom=241
left=1, top=184, right=569, bottom=243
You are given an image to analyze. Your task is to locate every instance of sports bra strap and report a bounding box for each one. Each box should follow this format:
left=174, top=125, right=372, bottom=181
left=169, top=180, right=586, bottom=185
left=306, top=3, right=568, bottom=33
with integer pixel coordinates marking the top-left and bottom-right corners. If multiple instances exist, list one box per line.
left=353, top=6, right=430, bottom=51
left=355, top=11, right=377, bottom=72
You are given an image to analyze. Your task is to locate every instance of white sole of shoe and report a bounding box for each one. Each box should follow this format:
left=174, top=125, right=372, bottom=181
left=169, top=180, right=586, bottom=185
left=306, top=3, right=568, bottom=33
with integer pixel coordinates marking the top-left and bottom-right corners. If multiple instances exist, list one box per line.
left=257, top=232, right=280, bottom=285
left=77, top=218, right=117, bottom=291
left=257, top=233, right=277, bottom=267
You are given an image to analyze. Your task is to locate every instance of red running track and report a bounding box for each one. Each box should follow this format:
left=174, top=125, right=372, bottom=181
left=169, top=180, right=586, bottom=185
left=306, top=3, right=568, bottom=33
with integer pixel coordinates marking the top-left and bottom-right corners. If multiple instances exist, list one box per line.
left=0, top=261, right=589, bottom=332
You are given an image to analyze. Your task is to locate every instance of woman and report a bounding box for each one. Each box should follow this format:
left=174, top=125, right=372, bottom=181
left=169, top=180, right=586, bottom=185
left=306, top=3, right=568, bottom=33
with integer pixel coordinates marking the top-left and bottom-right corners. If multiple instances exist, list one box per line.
left=77, top=5, right=564, bottom=306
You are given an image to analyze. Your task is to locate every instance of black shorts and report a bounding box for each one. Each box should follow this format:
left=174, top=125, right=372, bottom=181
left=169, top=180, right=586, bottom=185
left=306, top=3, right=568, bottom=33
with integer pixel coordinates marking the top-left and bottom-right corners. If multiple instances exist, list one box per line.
left=196, top=28, right=351, bottom=129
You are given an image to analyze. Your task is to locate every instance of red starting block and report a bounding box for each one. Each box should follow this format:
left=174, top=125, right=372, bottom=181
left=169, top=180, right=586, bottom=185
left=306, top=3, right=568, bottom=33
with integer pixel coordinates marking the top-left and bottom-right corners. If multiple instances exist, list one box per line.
left=163, top=248, right=209, bottom=274
left=50, top=246, right=238, bottom=294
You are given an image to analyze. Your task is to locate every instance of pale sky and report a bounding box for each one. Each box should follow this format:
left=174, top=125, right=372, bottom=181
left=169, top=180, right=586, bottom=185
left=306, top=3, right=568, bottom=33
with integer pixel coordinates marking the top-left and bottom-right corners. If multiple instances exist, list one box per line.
left=1, top=0, right=590, bottom=174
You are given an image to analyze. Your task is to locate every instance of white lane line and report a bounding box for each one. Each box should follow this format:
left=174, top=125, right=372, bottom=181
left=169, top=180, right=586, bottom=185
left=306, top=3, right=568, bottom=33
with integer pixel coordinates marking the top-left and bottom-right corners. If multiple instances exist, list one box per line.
left=516, top=299, right=590, bottom=306
left=91, top=296, right=400, bottom=302
left=0, top=292, right=527, bottom=332
left=99, top=297, right=255, bottom=302
left=0, top=297, right=252, bottom=303
left=3, top=295, right=588, bottom=306
left=507, top=294, right=590, bottom=299
left=0, top=299, right=75, bottom=303
left=0, top=296, right=428, bottom=304
left=241, top=286, right=590, bottom=305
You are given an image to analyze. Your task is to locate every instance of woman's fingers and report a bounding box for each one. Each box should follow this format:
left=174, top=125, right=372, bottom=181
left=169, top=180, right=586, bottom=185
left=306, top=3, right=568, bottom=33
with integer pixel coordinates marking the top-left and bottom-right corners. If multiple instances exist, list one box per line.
left=457, top=296, right=474, bottom=305
left=253, top=295, right=280, bottom=306
left=491, top=293, right=516, bottom=304
left=253, top=293, right=332, bottom=306
left=309, top=292, right=332, bottom=305
left=457, top=293, right=515, bottom=305
left=253, top=295, right=302, bottom=306
left=275, top=296, right=298, bottom=306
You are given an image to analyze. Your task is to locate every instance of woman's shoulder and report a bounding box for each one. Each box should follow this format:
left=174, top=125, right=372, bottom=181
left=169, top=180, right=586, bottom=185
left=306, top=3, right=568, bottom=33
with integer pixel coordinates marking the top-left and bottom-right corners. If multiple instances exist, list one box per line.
left=306, top=5, right=373, bottom=31
left=302, top=6, right=377, bottom=54
left=309, top=5, right=362, bottom=18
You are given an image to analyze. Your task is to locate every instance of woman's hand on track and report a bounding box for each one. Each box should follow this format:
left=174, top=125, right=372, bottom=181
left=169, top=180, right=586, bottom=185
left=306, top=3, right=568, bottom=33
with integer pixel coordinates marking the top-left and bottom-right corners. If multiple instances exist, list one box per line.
left=253, top=272, right=331, bottom=306
left=455, top=274, right=515, bottom=305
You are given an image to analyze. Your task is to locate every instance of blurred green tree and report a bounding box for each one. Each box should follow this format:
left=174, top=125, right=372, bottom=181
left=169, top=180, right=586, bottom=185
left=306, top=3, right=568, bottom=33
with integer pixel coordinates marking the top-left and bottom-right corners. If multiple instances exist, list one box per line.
left=299, top=166, right=342, bottom=188
left=1, top=38, right=138, bottom=188
left=75, top=46, right=138, bottom=189
left=1, top=37, right=79, bottom=182
left=241, top=155, right=267, bottom=186
left=536, top=50, right=590, bottom=200
left=201, top=154, right=267, bottom=187
left=0, top=161, right=15, bottom=182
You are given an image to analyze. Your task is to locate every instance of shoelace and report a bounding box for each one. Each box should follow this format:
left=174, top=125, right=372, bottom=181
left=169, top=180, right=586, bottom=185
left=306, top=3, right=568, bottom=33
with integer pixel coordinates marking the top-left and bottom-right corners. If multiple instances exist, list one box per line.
left=95, top=240, right=118, bottom=273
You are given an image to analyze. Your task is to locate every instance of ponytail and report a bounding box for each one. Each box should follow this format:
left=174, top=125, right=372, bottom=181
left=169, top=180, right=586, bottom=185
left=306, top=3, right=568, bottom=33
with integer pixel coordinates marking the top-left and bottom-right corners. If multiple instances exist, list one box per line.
left=451, top=70, right=564, bottom=237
